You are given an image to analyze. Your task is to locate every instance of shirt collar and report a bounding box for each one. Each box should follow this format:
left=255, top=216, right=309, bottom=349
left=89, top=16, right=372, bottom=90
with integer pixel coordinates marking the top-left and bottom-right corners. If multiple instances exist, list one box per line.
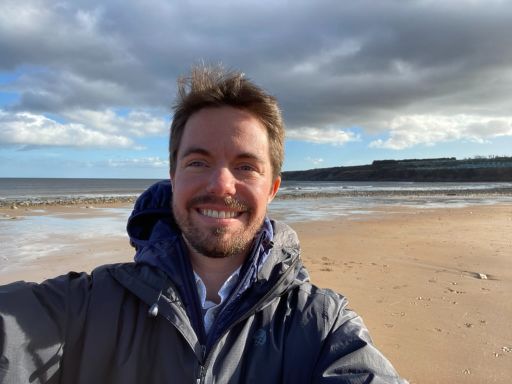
left=193, top=266, right=241, bottom=309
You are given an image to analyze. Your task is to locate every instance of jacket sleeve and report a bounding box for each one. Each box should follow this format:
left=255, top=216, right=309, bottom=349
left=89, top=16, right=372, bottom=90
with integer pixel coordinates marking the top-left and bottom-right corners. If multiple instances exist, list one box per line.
left=312, top=293, right=408, bottom=384
left=0, top=272, right=91, bottom=384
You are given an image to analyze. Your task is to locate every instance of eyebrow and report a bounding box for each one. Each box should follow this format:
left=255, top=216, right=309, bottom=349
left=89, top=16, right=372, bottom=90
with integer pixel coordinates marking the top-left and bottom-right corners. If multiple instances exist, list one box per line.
left=179, top=147, right=211, bottom=159
left=236, top=152, right=265, bottom=164
left=180, top=147, right=265, bottom=163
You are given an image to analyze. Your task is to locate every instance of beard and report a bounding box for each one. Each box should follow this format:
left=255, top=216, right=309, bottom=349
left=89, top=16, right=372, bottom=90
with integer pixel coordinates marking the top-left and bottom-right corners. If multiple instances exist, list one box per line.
left=172, top=195, right=265, bottom=259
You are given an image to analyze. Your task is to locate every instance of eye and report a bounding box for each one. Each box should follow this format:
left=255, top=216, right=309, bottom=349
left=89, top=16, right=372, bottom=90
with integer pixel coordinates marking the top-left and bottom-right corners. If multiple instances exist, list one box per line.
left=238, top=164, right=256, bottom=172
left=186, top=160, right=208, bottom=168
left=236, top=162, right=263, bottom=175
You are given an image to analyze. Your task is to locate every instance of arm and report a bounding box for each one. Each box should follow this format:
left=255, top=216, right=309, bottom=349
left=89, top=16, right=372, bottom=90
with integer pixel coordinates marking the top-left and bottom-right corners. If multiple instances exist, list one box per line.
left=0, top=273, right=91, bottom=383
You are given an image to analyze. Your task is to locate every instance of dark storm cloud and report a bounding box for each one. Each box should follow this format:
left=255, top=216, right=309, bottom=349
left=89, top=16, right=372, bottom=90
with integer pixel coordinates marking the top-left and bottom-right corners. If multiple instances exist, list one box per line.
left=1, top=0, right=512, bottom=147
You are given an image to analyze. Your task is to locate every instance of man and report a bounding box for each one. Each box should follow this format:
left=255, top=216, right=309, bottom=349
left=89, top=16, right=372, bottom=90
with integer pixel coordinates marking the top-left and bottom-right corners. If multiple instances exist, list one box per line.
left=0, top=66, right=407, bottom=383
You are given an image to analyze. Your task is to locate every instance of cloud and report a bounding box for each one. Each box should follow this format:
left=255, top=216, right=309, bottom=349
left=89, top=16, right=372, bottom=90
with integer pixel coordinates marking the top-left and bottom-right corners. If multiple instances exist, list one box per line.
left=369, top=114, right=512, bottom=149
left=286, top=127, right=359, bottom=146
left=305, top=157, right=324, bottom=166
left=105, top=157, right=168, bottom=168
left=1, top=0, right=512, bottom=148
left=8, top=71, right=135, bottom=113
left=0, top=105, right=167, bottom=149
left=0, top=110, right=135, bottom=148
left=62, top=109, right=168, bottom=137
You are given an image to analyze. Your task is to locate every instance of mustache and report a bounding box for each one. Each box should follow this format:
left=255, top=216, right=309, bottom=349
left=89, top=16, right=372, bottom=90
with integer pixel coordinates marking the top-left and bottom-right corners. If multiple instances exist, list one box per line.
left=187, top=195, right=249, bottom=211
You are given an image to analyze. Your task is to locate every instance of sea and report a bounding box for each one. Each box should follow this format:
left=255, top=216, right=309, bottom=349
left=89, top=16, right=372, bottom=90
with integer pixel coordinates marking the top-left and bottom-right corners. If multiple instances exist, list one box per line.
left=1, top=177, right=512, bottom=264
left=2, top=177, right=512, bottom=200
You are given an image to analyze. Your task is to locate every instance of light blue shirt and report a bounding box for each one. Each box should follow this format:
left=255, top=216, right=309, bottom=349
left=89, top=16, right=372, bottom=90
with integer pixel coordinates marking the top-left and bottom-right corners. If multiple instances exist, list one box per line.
left=194, top=267, right=241, bottom=335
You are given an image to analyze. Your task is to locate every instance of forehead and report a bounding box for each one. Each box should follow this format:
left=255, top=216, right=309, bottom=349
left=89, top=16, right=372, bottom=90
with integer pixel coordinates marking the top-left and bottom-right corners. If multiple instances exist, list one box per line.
left=179, top=106, right=270, bottom=155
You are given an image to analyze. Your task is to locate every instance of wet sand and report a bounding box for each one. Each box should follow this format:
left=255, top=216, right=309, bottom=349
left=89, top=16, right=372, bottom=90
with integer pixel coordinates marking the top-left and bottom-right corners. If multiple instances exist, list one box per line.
left=1, top=202, right=511, bottom=383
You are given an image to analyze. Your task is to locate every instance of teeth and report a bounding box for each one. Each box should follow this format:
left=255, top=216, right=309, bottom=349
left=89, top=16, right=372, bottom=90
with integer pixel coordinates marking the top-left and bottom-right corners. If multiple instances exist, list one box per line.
left=201, top=209, right=238, bottom=219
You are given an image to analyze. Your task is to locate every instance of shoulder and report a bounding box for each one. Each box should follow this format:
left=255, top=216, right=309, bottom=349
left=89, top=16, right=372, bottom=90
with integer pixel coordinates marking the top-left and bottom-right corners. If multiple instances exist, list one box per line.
left=284, top=284, right=407, bottom=381
left=294, top=282, right=351, bottom=321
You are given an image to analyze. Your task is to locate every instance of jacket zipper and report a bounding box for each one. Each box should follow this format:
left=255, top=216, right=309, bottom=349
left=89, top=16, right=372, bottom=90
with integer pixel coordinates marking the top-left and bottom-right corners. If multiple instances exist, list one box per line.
left=196, top=366, right=205, bottom=384
left=199, top=253, right=301, bottom=382
left=196, top=345, right=207, bottom=384
left=193, top=232, right=270, bottom=384
left=204, top=230, right=267, bottom=348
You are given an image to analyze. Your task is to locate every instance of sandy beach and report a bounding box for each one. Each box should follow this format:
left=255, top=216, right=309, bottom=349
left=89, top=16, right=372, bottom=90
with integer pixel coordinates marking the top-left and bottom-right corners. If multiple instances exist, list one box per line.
left=1, top=201, right=511, bottom=383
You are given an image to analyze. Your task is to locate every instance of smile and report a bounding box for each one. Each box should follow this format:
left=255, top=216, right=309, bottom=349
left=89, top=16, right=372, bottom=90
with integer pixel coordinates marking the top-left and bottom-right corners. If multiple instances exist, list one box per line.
left=199, top=209, right=241, bottom=219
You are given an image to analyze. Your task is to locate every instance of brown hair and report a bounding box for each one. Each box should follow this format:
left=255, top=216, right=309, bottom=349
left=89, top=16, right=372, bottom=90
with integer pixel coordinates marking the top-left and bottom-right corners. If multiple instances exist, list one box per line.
left=169, top=65, right=284, bottom=179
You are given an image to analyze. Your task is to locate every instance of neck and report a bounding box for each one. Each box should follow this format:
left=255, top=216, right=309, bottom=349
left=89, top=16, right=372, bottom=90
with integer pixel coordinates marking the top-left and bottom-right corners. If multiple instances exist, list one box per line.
left=185, top=241, right=247, bottom=303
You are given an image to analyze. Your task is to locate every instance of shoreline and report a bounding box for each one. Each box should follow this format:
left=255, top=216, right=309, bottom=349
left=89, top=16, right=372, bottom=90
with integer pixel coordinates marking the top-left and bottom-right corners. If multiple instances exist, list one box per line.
left=0, top=196, right=137, bottom=209
left=2, top=185, right=512, bottom=208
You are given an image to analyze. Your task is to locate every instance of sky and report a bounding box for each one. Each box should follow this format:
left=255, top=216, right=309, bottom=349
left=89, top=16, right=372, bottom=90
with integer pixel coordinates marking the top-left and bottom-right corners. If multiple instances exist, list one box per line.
left=1, top=0, right=512, bottom=179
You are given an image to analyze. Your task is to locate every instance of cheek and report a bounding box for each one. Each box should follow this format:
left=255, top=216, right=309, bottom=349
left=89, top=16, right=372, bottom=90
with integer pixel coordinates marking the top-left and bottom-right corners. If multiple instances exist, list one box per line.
left=175, top=172, right=207, bottom=190
left=171, top=184, right=189, bottom=211
left=172, top=173, right=198, bottom=196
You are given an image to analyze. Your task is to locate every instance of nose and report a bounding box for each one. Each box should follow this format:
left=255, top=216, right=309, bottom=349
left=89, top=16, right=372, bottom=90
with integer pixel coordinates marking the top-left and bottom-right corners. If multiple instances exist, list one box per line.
left=206, top=167, right=236, bottom=196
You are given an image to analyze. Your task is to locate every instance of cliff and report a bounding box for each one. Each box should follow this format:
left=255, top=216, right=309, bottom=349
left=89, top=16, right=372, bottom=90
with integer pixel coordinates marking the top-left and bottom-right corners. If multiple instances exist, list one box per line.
left=282, top=157, right=512, bottom=182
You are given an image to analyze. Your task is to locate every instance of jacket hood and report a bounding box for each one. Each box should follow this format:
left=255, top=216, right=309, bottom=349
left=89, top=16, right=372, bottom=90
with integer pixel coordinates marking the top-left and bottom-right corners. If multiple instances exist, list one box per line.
left=127, top=179, right=175, bottom=250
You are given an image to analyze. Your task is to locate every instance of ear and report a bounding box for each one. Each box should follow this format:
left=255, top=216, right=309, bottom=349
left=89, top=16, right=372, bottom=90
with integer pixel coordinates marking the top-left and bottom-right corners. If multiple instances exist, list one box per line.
left=267, top=176, right=281, bottom=203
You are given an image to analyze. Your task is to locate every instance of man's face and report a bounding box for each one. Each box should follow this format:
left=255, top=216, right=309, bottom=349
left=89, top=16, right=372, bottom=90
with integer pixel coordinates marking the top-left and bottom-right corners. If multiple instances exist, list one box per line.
left=171, top=106, right=281, bottom=259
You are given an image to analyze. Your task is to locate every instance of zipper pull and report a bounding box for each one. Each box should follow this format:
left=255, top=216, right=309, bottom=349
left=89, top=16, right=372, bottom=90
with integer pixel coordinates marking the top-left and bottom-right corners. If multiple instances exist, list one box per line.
left=148, top=303, right=159, bottom=317
left=148, top=290, right=163, bottom=317
left=196, top=364, right=206, bottom=384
